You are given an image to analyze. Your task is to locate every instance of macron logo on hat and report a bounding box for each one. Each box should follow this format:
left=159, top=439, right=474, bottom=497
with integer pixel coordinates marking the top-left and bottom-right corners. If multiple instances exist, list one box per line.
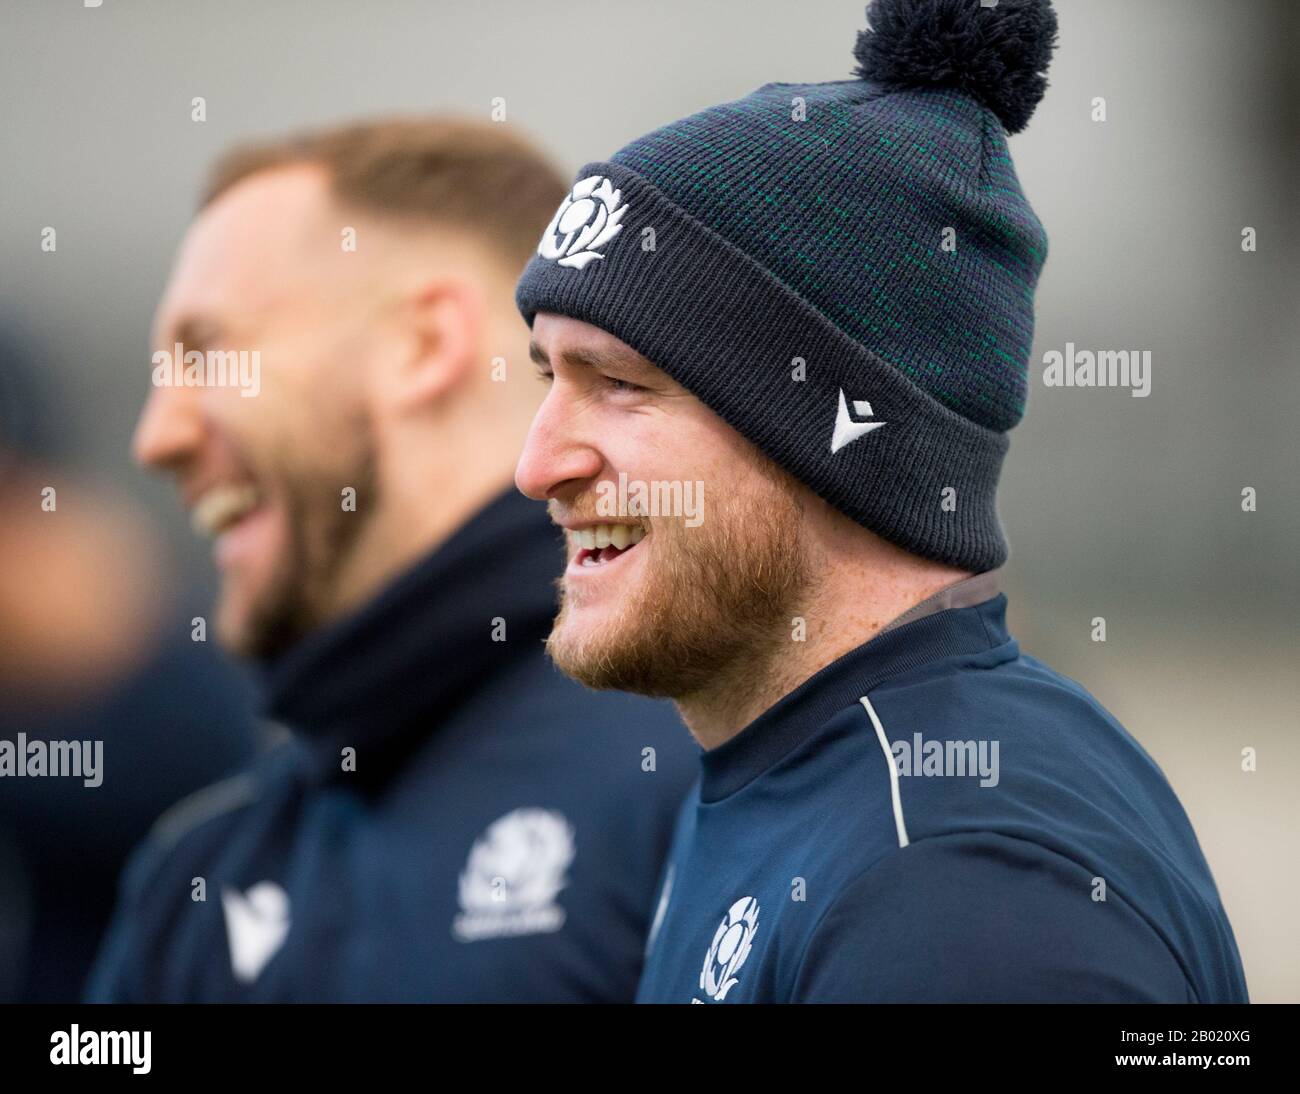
left=538, top=174, right=628, bottom=270
left=831, top=389, right=886, bottom=453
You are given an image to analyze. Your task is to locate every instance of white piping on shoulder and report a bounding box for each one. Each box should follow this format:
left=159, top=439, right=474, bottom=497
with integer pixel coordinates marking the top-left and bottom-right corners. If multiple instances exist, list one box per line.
left=859, top=695, right=910, bottom=848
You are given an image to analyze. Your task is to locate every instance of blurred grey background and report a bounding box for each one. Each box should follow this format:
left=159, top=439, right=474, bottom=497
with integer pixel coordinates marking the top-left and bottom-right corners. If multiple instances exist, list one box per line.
left=1, top=1, right=1296, bottom=1001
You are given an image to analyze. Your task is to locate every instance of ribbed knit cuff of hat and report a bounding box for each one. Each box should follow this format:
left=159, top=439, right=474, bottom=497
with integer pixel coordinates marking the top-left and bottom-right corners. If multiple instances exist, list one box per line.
left=516, top=161, right=1011, bottom=573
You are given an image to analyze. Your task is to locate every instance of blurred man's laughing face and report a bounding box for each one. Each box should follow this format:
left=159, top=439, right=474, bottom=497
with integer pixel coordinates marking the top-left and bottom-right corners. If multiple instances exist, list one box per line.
left=133, top=167, right=379, bottom=659
left=516, top=313, right=810, bottom=699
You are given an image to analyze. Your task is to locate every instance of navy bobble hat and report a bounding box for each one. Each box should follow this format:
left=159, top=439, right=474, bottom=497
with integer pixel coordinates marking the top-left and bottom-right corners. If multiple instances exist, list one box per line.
left=516, top=0, right=1058, bottom=571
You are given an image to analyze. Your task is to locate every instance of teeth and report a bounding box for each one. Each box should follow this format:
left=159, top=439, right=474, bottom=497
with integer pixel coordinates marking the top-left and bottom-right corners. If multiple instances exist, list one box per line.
left=570, top=524, right=645, bottom=556
left=191, top=484, right=261, bottom=537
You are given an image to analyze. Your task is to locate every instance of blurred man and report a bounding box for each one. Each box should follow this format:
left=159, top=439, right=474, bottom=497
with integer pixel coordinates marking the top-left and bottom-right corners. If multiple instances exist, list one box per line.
left=513, top=2, right=1247, bottom=1002
left=87, top=117, right=696, bottom=1002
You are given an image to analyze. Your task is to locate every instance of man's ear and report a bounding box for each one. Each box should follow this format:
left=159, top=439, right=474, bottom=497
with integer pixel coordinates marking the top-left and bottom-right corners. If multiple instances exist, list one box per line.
left=386, top=279, right=484, bottom=412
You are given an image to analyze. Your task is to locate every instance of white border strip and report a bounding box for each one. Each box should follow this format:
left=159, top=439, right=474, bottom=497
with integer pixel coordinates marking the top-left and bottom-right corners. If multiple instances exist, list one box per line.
left=860, top=695, right=909, bottom=848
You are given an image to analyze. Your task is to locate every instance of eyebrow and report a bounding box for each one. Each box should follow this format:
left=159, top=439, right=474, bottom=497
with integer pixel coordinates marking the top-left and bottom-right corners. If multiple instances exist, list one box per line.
left=527, top=339, right=652, bottom=377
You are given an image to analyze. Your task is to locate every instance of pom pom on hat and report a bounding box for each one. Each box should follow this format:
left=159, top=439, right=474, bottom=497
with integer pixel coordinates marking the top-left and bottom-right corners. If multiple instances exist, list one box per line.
left=853, top=0, right=1058, bottom=134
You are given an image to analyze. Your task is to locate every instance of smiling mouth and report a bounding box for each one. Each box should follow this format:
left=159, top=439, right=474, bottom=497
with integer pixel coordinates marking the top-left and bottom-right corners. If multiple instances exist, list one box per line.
left=189, top=482, right=264, bottom=537
left=569, top=523, right=647, bottom=568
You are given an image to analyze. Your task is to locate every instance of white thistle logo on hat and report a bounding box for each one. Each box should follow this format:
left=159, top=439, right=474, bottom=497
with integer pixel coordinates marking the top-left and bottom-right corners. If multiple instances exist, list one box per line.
left=538, top=175, right=628, bottom=270
left=699, top=895, right=760, bottom=1001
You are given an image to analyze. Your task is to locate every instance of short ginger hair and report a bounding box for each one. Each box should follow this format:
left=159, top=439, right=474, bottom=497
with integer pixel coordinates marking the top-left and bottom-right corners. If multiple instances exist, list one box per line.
left=201, top=115, right=568, bottom=274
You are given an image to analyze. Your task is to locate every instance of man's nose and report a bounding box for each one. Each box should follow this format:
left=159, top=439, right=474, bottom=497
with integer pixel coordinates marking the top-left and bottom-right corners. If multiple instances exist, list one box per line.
left=132, top=384, right=204, bottom=472
left=515, top=389, right=603, bottom=502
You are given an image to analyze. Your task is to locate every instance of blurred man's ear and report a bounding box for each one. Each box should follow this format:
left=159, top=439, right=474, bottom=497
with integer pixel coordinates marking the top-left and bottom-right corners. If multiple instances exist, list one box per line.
left=381, top=279, right=485, bottom=414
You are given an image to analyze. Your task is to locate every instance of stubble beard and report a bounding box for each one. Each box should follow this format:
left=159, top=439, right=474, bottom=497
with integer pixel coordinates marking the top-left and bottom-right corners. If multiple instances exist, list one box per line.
left=220, top=430, right=379, bottom=661
left=545, top=465, right=810, bottom=702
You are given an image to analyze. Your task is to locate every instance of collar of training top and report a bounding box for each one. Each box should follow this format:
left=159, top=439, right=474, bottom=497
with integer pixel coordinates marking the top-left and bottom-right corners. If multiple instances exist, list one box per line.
left=260, top=487, right=562, bottom=772
left=699, top=575, right=1015, bottom=803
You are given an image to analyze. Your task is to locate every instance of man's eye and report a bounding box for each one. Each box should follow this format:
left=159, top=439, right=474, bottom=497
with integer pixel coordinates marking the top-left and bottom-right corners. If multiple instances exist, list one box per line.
left=535, top=369, right=554, bottom=385
left=606, top=376, right=644, bottom=394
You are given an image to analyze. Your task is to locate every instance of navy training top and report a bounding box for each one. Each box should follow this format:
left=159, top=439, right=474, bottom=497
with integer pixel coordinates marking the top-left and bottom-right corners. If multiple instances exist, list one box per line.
left=636, top=574, right=1248, bottom=1003
left=87, top=489, right=698, bottom=1002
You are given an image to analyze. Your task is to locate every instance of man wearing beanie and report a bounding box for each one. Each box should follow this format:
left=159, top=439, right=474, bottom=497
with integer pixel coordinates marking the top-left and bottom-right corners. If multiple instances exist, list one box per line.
left=514, top=0, right=1248, bottom=1002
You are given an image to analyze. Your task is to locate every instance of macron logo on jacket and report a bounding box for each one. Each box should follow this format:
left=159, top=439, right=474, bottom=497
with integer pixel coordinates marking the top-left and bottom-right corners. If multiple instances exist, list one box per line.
left=221, top=881, right=290, bottom=984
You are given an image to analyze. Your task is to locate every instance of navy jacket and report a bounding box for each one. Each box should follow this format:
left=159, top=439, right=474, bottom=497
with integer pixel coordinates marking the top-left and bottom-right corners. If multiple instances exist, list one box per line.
left=87, top=490, right=697, bottom=1002
left=637, top=574, right=1248, bottom=1003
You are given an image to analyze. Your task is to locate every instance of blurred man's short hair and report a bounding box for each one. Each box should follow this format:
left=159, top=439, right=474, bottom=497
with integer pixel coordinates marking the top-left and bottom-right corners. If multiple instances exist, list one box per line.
left=202, top=115, right=568, bottom=272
